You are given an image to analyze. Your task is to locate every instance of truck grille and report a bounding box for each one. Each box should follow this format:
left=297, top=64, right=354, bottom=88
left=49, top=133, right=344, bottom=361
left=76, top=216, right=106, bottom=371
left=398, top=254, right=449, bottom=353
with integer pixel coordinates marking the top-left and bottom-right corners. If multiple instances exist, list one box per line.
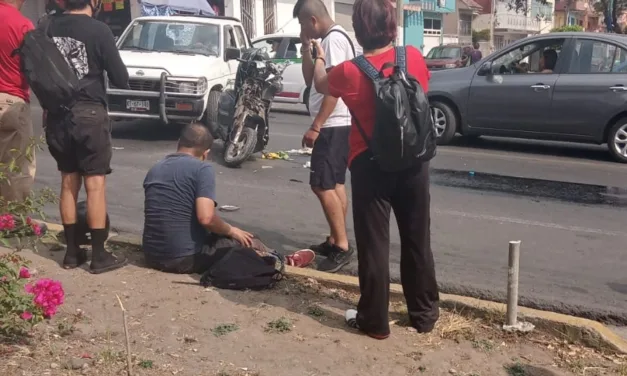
left=109, top=79, right=159, bottom=92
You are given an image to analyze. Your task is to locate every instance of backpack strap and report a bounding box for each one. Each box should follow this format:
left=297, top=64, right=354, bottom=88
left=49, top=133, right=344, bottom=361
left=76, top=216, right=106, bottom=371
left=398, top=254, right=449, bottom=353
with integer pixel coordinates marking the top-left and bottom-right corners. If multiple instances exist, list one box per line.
left=351, top=55, right=379, bottom=81
left=395, top=46, right=407, bottom=73
left=325, top=28, right=356, bottom=57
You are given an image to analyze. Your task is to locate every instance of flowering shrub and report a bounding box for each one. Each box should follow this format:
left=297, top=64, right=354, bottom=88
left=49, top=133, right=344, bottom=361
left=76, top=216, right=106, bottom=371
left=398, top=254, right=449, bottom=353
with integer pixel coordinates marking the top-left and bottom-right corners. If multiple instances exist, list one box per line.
left=0, top=254, right=65, bottom=338
left=0, top=138, right=62, bottom=338
left=0, top=137, right=57, bottom=250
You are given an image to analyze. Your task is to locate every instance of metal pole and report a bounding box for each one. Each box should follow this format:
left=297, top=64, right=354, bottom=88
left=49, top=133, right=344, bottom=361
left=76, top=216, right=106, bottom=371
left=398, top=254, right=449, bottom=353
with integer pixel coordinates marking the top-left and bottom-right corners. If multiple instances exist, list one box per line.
left=396, top=0, right=404, bottom=46
left=506, top=240, right=521, bottom=326
left=489, top=0, right=495, bottom=52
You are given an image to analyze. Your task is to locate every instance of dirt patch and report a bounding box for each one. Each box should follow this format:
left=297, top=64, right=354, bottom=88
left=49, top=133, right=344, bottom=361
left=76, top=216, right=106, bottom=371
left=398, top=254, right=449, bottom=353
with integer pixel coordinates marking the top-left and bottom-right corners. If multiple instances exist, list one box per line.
left=1, top=244, right=626, bottom=376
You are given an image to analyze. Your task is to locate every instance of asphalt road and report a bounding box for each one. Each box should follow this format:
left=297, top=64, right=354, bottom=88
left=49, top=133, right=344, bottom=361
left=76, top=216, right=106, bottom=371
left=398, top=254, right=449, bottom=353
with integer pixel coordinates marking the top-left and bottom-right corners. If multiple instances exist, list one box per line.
left=29, top=103, right=627, bottom=325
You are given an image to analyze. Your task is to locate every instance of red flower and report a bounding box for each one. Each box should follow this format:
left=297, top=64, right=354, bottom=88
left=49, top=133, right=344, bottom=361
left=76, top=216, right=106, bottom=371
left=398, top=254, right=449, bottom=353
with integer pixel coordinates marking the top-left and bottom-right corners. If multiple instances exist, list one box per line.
left=20, top=312, right=33, bottom=320
left=19, top=267, right=31, bottom=279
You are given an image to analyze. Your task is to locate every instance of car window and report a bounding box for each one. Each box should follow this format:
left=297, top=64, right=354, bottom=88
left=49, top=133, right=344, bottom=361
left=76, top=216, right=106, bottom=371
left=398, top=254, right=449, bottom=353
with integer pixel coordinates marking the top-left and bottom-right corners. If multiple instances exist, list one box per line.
left=285, top=38, right=302, bottom=60
left=233, top=26, right=247, bottom=49
left=567, top=39, right=625, bottom=74
left=491, top=38, right=565, bottom=75
left=224, top=26, right=237, bottom=49
left=119, top=21, right=220, bottom=57
left=251, top=38, right=281, bottom=58
left=426, top=46, right=460, bottom=59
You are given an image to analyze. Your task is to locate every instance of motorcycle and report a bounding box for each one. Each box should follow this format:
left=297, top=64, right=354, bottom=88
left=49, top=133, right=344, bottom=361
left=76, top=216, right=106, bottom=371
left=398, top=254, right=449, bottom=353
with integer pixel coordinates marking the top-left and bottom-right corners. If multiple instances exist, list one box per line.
left=213, top=48, right=290, bottom=168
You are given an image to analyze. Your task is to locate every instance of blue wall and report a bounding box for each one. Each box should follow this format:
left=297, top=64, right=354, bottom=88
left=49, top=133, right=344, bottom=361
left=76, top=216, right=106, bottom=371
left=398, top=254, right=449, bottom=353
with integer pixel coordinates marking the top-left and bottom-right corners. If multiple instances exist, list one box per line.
left=403, top=0, right=456, bottom=51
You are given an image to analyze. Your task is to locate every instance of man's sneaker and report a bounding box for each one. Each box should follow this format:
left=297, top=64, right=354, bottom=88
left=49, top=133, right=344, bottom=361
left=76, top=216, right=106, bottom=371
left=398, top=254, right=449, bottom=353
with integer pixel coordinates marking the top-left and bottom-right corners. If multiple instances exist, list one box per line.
left=317, top=244, right=354, bottom=273
left=345, top=309, right=389, bottom=340
left=309, top=237, right=333, bottom=257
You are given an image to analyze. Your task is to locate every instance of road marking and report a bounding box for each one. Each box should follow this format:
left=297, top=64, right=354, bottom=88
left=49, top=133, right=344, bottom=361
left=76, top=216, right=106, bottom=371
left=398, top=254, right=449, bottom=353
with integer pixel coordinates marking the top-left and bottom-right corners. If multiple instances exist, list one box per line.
left=438, top=147, right=625, bottom=170
left=436, top=209, right=627, bottom=237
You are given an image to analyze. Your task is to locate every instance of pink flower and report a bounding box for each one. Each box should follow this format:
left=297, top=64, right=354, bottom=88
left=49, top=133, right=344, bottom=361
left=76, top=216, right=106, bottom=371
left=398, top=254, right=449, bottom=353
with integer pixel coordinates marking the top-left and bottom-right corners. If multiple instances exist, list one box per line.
left=0, top=276, right=7, bottom=283
left=26, top=217, right=32, bottom=225
left=25, top=278, right=65, bottom=319
left=19, top=267, right=31, bottom=279
left=0, top=214, right=15, bottom=231
left=20, top=312, right=33, bottom=320
left=31, top=224, right=42, bottom=237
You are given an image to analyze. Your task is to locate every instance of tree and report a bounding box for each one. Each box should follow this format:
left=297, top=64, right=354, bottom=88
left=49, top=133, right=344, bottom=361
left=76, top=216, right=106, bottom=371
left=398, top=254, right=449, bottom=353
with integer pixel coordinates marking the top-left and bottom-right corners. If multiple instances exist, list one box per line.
left=551, top=24, right=584, bottom=31
left=472, top=29, right=491, bottom=43
left=593, top=0, right=627, bottom=33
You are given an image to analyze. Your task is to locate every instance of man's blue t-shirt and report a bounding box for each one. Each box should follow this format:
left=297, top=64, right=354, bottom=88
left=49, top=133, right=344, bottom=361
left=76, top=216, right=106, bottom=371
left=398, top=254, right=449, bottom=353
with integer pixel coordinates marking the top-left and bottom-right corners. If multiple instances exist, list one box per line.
left=142, top=153, right=216, bottom=258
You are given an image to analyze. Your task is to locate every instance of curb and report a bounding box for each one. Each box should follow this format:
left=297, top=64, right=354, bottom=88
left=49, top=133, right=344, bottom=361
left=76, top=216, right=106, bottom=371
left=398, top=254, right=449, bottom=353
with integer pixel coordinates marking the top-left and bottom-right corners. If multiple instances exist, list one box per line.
left=44, top=223, right=627, bottom=354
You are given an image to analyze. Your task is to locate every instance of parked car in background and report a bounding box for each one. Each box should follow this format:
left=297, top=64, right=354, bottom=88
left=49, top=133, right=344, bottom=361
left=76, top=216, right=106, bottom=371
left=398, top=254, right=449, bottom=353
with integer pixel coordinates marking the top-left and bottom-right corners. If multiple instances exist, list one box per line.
left=106, top=15, right=250, bottom=126
left=252, top=33, right=363, bottom=111
left=252, top=34, right=310, bottom=109
left=427, top=32, right=627, bottom=163
left=425, top=44, right=472, bottom=70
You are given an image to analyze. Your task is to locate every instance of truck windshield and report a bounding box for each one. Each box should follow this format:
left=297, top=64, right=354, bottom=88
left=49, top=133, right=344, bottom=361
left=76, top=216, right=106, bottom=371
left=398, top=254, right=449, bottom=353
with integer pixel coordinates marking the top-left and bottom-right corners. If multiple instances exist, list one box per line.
left=426, top=47, right=461, bottom=59
left=119, top=21, right=220, bottom=57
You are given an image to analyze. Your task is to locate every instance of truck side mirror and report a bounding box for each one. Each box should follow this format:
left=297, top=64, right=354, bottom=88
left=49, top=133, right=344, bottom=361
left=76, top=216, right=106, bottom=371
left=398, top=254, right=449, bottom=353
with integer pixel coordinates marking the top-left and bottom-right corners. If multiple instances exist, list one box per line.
left=225, top=47, right=241, bottom=61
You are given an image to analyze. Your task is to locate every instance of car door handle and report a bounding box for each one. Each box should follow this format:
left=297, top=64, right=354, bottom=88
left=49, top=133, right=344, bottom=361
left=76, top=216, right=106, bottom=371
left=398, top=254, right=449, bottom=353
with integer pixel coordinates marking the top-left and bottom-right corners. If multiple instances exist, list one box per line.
left=609, top=86, right=627, bottom=92
left=530, top=84, right=550, bottom=90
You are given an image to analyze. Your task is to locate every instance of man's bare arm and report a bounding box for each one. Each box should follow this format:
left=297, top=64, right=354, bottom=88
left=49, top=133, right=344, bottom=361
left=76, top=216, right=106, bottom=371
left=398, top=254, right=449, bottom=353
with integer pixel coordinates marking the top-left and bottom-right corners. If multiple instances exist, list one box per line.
left=302, top=48, right=314, bottom=87
left=312, top=95, right=338, bottom=129
left=196, top=197, right=231, bottom=235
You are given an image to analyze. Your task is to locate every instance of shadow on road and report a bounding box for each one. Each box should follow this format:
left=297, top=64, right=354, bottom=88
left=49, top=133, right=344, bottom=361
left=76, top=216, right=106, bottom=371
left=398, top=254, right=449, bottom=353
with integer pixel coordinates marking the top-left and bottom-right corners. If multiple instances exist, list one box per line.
left=449, top=136, right=615, bottom=163
left=111, top=120, right=183, bottom=141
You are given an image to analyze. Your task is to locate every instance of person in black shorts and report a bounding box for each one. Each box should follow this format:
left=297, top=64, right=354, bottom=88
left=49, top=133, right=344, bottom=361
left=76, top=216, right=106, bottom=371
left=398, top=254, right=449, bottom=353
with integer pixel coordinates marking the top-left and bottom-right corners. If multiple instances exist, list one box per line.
left=294, top=0, right=356, bottom=273
left=45, top=0, right=129, bottom=274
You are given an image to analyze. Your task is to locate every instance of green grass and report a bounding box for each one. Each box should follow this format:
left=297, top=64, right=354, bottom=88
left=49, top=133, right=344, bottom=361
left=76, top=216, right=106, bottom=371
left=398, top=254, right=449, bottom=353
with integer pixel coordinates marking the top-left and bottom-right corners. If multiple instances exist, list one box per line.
left=504, top=361, right=526, bottom=376
left=138, top=359, right=154, bottom=369
left=211, top=323, right=239, bottom=337
left=265, top=317, right=292, bottom=333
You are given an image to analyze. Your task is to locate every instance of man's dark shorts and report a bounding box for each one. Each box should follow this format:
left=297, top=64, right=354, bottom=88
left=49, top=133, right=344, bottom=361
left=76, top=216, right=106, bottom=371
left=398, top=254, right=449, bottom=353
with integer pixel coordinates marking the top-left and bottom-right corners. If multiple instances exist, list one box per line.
left=309, top=126, right=350, bottom=190
left=45, top=102, right=112, bottom=176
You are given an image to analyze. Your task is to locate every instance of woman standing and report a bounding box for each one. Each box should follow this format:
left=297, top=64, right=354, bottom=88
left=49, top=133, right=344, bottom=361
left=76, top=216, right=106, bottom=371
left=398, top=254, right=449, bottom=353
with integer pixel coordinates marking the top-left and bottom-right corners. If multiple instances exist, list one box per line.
left=310, top=0, right=439, bottom=339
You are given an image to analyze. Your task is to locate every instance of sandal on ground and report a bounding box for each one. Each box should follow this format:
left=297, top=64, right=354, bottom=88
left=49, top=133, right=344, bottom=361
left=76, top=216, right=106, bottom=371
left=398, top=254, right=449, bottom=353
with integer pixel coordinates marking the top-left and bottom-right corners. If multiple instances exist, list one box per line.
left=89, top=253, right=129, bottom=275
left=285, top=249, right=316, bottom=268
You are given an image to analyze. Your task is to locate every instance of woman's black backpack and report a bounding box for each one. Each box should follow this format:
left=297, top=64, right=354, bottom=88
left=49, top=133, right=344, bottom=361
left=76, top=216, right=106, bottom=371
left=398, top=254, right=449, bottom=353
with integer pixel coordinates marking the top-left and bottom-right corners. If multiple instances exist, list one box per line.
left=350, top=46, right=436, bottom=172
left=200, top=247, right=284, bottom=290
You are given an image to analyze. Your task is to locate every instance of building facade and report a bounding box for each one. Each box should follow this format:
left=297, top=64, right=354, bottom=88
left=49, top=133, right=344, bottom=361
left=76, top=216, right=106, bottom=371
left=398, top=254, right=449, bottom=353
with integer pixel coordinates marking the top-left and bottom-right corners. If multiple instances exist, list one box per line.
left=473, top=0, right=554, bottom=49
left=442, top=0, right=482, bottom=47
left=554, top=0, right=599, bottom=31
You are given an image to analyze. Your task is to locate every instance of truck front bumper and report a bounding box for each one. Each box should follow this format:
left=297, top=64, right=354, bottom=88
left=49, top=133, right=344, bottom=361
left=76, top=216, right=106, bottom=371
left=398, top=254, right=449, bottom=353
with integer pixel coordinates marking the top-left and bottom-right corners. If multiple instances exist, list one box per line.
left=107, top=72, right=209, bottom=124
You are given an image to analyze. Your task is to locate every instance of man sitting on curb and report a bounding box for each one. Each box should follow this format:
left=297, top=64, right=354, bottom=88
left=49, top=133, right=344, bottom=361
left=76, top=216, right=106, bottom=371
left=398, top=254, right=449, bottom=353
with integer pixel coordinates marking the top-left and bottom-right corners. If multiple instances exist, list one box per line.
left=142, top=123, right=270, bottom=273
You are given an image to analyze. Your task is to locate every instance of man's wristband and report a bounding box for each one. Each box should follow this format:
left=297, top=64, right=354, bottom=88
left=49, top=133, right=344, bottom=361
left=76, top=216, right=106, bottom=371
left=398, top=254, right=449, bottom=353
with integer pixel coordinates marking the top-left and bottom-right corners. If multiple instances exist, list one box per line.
left=309, top=127, right=320, bottom=133
left=314, top=57, right=326, bottom=65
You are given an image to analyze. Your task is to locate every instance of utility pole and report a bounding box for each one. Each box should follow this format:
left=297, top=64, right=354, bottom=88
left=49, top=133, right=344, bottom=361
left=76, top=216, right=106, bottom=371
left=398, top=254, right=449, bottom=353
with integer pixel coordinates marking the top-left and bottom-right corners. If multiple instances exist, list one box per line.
left=489, top=0, right=496, bottom=52
left=396, top=0, right=404, bottom=46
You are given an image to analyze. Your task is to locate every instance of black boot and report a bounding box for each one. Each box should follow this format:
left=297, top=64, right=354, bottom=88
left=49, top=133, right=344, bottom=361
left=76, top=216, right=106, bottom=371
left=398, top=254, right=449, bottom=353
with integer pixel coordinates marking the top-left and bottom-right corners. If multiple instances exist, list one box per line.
left=62, top=224, right=87, bottom=269
left=89, top=228, right=127, bottom=274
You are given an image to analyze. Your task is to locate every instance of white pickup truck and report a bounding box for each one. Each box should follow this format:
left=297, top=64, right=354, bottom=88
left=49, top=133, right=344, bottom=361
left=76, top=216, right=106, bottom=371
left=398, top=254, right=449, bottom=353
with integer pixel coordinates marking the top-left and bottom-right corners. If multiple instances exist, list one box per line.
left=106, top=15, right=250, bottom=125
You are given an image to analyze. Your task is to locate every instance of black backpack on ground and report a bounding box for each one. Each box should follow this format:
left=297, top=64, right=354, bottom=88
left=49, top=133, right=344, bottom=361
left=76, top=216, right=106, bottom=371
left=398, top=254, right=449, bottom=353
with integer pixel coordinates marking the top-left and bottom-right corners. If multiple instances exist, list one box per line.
left=350, top=46, right=436, bottom=172
left=14, top=16, right=81, bottom=114
left=200, top=246, right=284, bottom=290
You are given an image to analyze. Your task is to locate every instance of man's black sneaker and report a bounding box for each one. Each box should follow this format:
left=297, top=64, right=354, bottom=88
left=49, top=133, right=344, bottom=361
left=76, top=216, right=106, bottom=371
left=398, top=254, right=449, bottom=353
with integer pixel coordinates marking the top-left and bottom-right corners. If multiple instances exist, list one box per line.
left=317, top=245, right=354, bottom=273
left=310, top=237, right=333, bottom=257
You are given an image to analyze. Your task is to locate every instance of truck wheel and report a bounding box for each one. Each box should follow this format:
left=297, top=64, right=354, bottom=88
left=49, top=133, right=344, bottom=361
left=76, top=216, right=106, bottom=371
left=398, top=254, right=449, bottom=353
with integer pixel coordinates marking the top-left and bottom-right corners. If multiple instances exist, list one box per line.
left=223, top=127, right=257, bottom=168
left=430, top=101, right=457, bottom=145
left=607, top=118, right=627, bottom=163
left=204, top=90, right=222, bottom=138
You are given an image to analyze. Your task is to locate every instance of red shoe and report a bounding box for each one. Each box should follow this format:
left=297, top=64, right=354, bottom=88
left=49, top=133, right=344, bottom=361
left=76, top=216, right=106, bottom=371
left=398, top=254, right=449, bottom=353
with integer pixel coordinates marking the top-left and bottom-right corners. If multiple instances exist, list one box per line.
left=285, top=249, right=316, bottom=268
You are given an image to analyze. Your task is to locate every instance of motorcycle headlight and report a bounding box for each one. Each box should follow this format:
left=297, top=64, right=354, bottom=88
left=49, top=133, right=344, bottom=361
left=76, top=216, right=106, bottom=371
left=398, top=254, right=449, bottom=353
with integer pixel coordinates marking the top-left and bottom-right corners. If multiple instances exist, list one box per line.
left=178, top=82, right=195, bottom=94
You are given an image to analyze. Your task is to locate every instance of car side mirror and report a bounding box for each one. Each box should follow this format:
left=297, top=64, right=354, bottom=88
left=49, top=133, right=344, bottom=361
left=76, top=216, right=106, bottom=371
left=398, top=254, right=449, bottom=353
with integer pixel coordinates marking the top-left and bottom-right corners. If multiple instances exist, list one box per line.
left=225, top=47, right=241, bottom=61
left=477, top=61, right=493, bottom=76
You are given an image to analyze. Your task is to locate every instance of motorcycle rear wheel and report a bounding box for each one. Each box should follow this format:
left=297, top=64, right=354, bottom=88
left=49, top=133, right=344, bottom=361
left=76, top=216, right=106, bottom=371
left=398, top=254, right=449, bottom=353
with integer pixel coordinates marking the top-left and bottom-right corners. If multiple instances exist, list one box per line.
left=223, top=127, right=257, bottom=168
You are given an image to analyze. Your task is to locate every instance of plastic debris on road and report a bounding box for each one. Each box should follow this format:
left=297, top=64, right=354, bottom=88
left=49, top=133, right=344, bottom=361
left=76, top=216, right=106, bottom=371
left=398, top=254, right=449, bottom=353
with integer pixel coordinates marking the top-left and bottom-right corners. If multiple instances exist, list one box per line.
left=219, top=205, right=240, bottom=212
left=262, top=151, right=289, bottom=160
left=286, top=147, right=313, bottom=155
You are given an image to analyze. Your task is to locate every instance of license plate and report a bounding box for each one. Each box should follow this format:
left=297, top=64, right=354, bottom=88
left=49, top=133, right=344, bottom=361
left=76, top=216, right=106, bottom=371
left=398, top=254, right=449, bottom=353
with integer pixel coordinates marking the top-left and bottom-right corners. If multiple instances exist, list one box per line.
left=126, top=99, right=150, bottom=111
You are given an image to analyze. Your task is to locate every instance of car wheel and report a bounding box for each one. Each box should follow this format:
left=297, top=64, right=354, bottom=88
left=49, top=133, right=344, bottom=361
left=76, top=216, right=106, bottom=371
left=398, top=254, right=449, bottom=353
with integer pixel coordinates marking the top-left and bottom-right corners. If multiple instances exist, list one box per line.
left=204, top=89, right=222, bottom=138
left=607, top=119, right=627, bottom=163
left=430, top=101, right=457, bottom=145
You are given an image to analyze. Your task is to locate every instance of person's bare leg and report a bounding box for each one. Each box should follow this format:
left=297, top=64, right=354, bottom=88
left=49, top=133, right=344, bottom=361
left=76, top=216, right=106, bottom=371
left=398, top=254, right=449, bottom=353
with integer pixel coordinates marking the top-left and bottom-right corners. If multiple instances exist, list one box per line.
left=84, top=175, right=107, bottom=229
left=60, top=173, right=83, bottom=268
left=335, top=183, right=348, bottom=218
left=312, top=187, right=349, bottom=251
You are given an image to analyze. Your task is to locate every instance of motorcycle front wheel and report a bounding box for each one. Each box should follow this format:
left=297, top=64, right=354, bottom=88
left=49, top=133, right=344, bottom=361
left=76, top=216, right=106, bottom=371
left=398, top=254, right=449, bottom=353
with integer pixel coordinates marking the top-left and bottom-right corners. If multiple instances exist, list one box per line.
left=223, top=127, right=257, bottom=168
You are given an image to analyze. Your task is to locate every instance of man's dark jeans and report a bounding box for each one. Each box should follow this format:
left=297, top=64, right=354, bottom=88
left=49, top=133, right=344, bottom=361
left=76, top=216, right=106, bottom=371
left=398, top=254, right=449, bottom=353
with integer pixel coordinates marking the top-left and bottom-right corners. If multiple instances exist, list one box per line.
left=350, top=152, right=439, bottom=337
